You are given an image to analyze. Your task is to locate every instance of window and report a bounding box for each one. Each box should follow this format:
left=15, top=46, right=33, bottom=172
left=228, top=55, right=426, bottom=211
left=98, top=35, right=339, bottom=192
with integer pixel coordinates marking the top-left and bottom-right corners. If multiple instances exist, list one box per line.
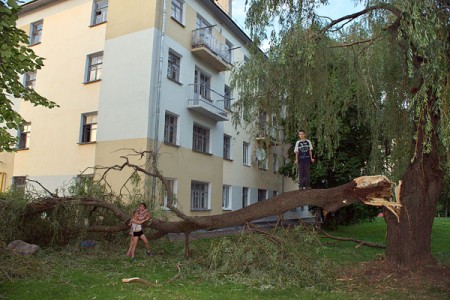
left=273, top=154, right=279, bottom=173
left=222, top=185, right=231, bottom=210
left=224, top=85, right=232, bottom=111
left=225, top=39, right=233, bottom=63
left=257, top=112, right=268, bottom=138
left=81, top=112, right=98, bottom=143
left=223, top=134, right=231, bottom=160
left=164, top=112, right=178, bottom=145
left=243, top=142, right=249, bottom=165
left=191, top=181, right=209, bottom=210
left=258, top=158, right=268, bottom=170
left=86, top=52, right=103, bottom=82
left=171, top=0, right=184, bottom=24
left=167, top=50, right=181, bottom=82
left=30, top=20, right=43, bottom=45
left=12, top=176, right=27, bottom=191
left=242, top=187, right=248, bottom=207
left=24, top=72, right=36, bottom=89
left=18, top=123, right=31, bottom=149
left=258, top=189, right=267, bottom=202
left=92, top=0, right=108, bottom=25
left=196, top=14, right=211, bottom=30
left=257, top=149, right=268, bottom=170
left=163, top=178, right=177, bottom=208
left=194, top=68, right=211, bottom=100
left=193, top=124, right=209, bottom=153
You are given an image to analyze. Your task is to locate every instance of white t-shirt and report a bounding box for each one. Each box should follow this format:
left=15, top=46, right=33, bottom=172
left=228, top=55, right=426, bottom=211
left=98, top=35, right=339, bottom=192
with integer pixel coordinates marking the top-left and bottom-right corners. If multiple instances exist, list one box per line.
left=294, top=139, right=313, bottom=162
left=131, top=223, right=142, bottom=232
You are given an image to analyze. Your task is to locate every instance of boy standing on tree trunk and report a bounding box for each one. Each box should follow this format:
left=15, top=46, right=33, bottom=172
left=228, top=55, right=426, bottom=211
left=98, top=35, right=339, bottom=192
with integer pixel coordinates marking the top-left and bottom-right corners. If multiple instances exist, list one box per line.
left=294, top=130, right=315, bottom=190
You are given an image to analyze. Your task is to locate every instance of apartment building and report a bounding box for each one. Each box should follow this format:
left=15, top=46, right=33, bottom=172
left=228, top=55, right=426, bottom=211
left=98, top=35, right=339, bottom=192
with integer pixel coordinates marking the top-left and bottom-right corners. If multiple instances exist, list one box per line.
left=0, top=0, right=309, bottom=219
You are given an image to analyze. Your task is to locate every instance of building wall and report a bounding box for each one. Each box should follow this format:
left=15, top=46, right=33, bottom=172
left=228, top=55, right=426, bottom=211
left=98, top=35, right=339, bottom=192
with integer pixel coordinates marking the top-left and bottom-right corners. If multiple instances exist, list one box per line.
left=2, top=0, right=309, bottom=219
left=0, top=0, right=105, bottom=191
left=214, top=0, right=232, bottom=16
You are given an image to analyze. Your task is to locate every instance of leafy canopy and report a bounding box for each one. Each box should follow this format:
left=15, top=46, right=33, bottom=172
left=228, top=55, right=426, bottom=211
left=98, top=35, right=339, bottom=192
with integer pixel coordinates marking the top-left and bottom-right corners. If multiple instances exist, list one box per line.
left=231, top=0, right=449, bottom=180
left=0, top=0, right=58, bottom=152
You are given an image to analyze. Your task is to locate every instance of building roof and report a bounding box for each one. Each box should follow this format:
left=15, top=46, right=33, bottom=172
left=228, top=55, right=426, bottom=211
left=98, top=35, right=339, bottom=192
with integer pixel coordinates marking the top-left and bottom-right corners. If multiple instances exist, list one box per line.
left=20, top=0, right=252, bottom=46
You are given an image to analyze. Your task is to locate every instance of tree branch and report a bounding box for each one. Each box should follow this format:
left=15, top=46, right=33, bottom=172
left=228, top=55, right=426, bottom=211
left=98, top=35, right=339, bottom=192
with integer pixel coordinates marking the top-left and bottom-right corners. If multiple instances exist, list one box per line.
left=329, top=38, right=374, bottom=48
left=317, top=227, right=386, bottom=249
left=320, top=3, right=402, bottom=34
left=26, top=178, right=58, bottom=198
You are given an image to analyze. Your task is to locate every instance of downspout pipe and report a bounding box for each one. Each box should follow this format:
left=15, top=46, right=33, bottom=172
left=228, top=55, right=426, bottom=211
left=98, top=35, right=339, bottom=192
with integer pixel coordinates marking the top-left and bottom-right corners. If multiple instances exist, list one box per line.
left=151, top=0, right=167, bottom=201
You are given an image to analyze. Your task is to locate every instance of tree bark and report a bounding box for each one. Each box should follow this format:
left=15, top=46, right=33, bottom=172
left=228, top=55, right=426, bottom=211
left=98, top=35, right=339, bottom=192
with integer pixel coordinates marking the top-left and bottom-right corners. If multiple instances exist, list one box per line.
left=385, top=157, right=443, bottom=268
left=25, top=176, right=394, bottom=236
left=384, top=91, right=444, bottom=268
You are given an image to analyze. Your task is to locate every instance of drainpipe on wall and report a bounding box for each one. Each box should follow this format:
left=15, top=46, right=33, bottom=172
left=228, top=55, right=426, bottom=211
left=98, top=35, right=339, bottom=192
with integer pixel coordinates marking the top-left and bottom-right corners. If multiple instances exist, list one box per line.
left=151, top=0, right=167, bottom=202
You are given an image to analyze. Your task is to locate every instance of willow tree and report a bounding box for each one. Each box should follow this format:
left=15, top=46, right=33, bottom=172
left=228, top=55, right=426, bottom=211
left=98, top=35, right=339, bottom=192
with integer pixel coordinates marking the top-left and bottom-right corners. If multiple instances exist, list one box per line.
left=231, top=0, right=449, bottom=268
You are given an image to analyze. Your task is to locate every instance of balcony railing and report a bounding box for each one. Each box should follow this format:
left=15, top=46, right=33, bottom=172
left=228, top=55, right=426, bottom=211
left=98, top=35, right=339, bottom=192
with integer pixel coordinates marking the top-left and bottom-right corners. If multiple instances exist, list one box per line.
left=187, top=84, right=229, bottom=122
left=191, top=28, right=232, bottom=72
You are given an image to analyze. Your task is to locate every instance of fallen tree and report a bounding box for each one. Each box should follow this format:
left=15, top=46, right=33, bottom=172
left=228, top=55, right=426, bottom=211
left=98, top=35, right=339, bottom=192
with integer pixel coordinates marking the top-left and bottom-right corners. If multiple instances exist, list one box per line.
left=23, top=157, right=397, bottom=240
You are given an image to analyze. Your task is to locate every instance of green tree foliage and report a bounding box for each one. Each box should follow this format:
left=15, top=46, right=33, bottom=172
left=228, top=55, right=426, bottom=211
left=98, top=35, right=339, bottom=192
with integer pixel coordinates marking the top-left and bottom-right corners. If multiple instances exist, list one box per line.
left=279, top=106, right=380, bottom=226
left=231, top=2, right=449, bottom=264
left=436, top=173, right=449, bottom=217
left=231, top=0, right=449, bottom=181
left=0, top=0, right=58, bottom=151
left=198, top=226, right=333, bottom=289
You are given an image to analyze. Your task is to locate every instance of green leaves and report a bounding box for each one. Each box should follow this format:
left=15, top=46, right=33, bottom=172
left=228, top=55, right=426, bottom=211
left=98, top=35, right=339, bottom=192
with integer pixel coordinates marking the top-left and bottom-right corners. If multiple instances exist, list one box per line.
left=233, top=0, right=449, bottom=179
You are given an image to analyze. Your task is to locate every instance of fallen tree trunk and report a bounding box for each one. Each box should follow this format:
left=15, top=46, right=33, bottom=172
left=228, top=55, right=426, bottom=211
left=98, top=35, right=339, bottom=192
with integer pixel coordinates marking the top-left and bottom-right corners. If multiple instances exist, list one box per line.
left=25, top=176, right=396, bottom=237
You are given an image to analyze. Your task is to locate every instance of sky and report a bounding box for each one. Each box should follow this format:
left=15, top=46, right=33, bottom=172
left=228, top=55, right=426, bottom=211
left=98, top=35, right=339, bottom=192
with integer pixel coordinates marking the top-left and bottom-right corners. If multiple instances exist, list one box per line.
left=231, top=0, right=365, bottom=35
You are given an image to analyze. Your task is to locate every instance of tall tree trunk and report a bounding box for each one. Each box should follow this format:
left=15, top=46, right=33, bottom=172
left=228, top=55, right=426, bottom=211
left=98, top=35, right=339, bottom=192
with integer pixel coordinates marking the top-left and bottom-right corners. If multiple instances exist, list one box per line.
left=385, top=91, right=444, bottom=268
left=385, top=154, right=443, bottom=268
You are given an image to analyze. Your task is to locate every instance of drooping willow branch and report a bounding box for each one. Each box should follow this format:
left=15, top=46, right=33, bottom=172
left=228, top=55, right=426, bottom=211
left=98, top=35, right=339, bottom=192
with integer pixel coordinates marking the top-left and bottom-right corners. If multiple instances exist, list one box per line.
left=319, top=3, right=402, bottom=34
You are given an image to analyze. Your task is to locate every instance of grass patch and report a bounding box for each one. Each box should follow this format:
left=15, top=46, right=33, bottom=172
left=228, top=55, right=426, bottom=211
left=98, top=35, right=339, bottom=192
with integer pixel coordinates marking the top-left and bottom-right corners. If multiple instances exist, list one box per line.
left=320, top=218, right=387, bottom=265
left=0, top=218, right=448, bottom=299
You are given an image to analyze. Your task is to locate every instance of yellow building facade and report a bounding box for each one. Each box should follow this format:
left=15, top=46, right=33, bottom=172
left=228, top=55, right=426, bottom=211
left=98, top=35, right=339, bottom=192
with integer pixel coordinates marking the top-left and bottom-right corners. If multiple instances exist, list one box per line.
left=1, top=0, right=308, bottom=219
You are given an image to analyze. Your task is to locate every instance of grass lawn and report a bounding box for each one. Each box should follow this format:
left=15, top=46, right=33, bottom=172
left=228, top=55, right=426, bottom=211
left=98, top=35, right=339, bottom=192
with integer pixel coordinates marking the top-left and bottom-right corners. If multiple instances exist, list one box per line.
left=0, top=218, right=448, bottom=299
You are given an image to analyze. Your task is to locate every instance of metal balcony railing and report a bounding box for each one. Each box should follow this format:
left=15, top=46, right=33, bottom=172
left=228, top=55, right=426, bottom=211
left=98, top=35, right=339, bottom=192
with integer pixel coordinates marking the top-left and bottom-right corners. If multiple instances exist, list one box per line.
left=187, top=84, right=228, bottom=121
left=192, top=28, right=231, bottom=65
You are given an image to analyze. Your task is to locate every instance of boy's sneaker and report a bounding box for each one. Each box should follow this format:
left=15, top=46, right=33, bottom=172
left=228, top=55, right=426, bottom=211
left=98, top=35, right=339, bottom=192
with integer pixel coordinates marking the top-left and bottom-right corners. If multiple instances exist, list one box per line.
left=146, top=250, right=153, bottom=256
left=130, top=257, right=136, bottom=262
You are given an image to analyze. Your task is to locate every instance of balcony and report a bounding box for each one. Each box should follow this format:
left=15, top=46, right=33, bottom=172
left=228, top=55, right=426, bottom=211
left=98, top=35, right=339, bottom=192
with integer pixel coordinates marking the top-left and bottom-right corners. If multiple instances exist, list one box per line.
left=191, top=28, right=232, bottom=72
left=187, top=84, right=229, bottom=122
